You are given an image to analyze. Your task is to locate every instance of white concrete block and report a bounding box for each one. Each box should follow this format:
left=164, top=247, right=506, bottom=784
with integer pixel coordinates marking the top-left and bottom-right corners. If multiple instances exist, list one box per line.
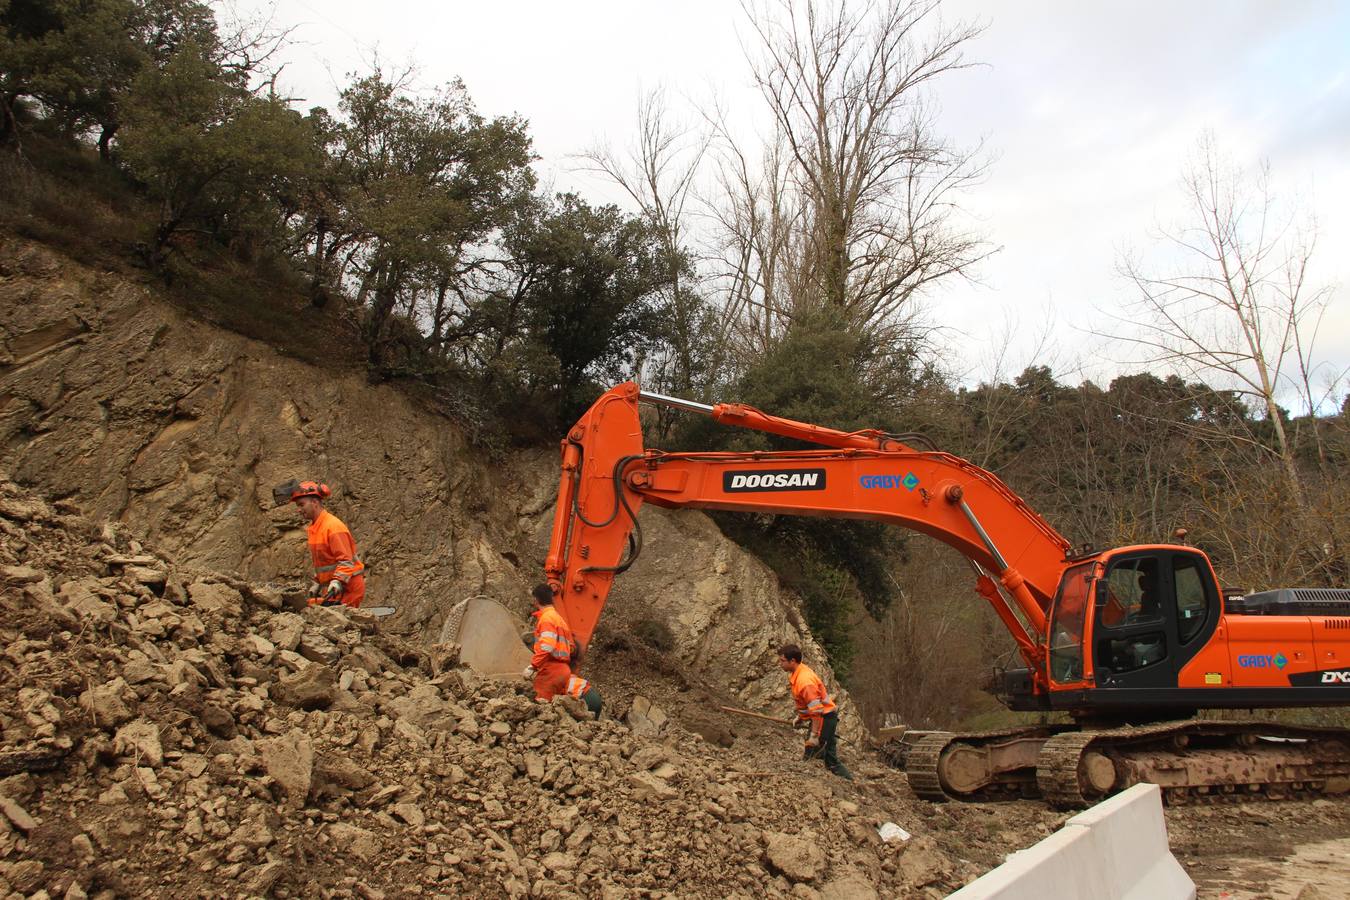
left=947, top=783, right=1195, bottom=900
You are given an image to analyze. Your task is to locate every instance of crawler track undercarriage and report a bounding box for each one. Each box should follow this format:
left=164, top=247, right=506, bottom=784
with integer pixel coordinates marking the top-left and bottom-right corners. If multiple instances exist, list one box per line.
left=901, top=720, right=1350, bottom=809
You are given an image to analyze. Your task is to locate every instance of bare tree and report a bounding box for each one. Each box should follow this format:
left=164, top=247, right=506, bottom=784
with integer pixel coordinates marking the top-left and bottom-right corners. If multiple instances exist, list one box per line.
left=737, top=0, right=992, bottom=342
left=702, top=110, right=805, bottom=361
left=1116, top=134, right=1339, bottom=517
left=578, top=88, right=715, bottom=399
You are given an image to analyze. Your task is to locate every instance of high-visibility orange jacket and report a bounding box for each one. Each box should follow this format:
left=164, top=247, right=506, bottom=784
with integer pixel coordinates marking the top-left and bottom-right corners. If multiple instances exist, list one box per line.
left=531, top=606, right=576, bottom=700
left=788, top=662, right=837, bottom=740
left=307, top=509, right=366, bottom=608
left=531, top=606, right=576, bottom=669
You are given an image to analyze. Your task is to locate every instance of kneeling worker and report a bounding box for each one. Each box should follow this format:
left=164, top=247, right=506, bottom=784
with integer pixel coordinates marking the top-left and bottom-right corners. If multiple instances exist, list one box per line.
left=523, top=584, right=601, bottom=717
left=777, top=644, right=852, bottom=780
left=289, top=480, right=366, bottom=609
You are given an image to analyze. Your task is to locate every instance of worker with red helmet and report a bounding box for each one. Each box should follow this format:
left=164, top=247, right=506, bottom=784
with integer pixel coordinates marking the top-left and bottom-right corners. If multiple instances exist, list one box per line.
left=290, top=481, right=366, bottom=608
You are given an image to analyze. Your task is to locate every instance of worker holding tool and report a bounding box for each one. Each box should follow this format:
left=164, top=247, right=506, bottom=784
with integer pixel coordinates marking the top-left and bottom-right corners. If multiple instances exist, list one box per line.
left=288, top=480, right=366, bottom=609
left=777, top=644, right=852, bottom=780
left=523, top=584, right=580, bottom=702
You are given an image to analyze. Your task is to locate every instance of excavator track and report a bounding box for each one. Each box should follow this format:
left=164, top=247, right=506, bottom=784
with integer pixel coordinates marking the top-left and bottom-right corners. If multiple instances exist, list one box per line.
left=903, top=727, right=1066, bottom=803
left=904, top=732, right=955, bottom=802
left=1036, top=720, right=1350, bottom=809
left=1036, top=730, right=1100, bottom=808
left=902, top=720, right=1350, bottom=809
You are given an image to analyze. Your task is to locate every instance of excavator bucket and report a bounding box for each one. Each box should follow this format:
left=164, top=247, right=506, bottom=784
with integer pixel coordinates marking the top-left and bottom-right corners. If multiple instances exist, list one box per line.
left=438, top=596, right=533, bottom=676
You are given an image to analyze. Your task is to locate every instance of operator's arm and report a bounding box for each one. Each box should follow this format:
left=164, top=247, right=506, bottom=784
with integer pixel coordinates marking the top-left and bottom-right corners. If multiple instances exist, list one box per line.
left=326, top=529, right=363, bottom=585
left=796, top=683, right=827, bottom=740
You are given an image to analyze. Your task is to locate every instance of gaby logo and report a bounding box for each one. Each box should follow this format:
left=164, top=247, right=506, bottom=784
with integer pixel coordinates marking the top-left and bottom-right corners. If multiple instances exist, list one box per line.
left=723, top=468, right=827, bottom=492
left=1237, top=653, right=1288, bottom=669
left=859, top=473, right=920, bottom=491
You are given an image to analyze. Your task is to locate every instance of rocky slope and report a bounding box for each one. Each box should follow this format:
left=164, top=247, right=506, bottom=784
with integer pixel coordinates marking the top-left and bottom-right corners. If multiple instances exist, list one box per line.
left=0, top=236, right=856, bottom=736
left=0, top=472, right=1062, bottom=899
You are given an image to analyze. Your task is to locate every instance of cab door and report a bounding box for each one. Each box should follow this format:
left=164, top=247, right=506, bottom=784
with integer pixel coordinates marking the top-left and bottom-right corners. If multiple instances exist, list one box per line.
left=1092, top=552, right=1174, bottom=689
left=1091, top=549, right=1220, bottom=691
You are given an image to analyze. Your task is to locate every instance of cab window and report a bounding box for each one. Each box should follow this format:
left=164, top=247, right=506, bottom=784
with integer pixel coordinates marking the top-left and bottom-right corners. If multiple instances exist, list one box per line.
left=1099, top=557, right=1163, bottom=627
left=1173, top=555, right=1210, bottom=644
left=1049, top=563, right=1093, bottom=683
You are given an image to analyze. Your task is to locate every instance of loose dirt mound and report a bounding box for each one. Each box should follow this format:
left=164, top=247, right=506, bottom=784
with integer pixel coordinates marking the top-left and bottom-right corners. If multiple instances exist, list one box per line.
left=0, top=475, right=1071, bottom=898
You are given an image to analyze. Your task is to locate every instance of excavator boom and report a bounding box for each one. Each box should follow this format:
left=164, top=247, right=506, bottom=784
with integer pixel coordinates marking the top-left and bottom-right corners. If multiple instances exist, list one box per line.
left=546, top=383, right=1076, bottom=676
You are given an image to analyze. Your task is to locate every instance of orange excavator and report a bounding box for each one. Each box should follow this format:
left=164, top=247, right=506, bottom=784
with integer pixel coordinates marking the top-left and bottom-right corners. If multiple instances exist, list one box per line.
left=544, top=382, right=1350, bottom=807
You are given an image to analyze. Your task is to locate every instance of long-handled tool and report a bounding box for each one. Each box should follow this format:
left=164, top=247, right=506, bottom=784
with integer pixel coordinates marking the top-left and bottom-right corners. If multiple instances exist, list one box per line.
left=718, top=705, right=795, bottom=728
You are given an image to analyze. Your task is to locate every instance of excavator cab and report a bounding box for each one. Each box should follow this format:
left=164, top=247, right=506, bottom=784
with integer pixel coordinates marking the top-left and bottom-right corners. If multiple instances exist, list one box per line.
left=1089, top=548, right=1221, bottom=694
left=1041, top=546, right=1223, bottom=713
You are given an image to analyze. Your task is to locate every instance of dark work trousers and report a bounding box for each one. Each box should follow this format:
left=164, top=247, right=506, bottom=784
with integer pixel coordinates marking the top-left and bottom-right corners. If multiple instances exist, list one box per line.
left=580, top=686, right=602, bottom=719
left=803, top=711, right=853, bottom=780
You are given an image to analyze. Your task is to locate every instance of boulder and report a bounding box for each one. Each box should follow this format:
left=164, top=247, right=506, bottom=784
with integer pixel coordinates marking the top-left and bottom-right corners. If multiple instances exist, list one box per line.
left=626, top=772, right=678, bottom=802
left=258, top=729, right=314, bottom=807
left=630, top=745, right=667, bottom=776
left=819, top=871, right=879, bottom=900
left=60, top=580, right=116, bottom=625
left=269, top=612, right=306, bottom=651
left=273, top=664, right=337, bottom=710
left=187, top=580, right=243, bottom=616
left=624, top=695, right=668, bottom=738
left=763, top=832, right=826, bottom=884
left=80, top=678, right=135, bottom=729
left=329, top=822, right=380, bottom=862
left=113, top=720, right=164, bottom=768
left=317, top=754, right=376, bottom=790
left=0, top=797, right=37, bottom=834
left=200, top=703, right=237, bottom=739
left=297, top=631, right=341, bottom=665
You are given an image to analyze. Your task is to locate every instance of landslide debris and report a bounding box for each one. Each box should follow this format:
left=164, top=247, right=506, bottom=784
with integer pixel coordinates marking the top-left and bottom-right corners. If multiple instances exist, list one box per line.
left=0, top=473, right=1060, bottom=898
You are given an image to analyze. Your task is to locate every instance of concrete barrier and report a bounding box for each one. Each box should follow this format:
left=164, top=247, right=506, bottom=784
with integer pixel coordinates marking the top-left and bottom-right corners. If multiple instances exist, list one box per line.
left=947, top=783, right=1195, bottom=900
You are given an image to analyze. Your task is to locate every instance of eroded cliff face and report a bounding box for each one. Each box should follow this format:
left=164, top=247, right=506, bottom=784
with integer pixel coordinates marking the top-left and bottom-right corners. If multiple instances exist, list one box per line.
left=0, top=237, right=858, bottom=735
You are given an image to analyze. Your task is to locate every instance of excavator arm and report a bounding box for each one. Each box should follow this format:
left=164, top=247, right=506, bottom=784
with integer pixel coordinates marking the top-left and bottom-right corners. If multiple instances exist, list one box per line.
left=545, top=383, right=1076, bottom=683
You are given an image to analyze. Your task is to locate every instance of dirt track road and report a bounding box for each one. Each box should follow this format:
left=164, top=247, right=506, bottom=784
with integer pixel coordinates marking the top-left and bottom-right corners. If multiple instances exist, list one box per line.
left=1166, top=801, right=1350, bottom=899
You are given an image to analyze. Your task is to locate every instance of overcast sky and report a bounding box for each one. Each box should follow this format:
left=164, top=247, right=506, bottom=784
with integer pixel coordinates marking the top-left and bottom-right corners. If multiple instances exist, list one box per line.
left=236, top=0, right=1350, bottom=407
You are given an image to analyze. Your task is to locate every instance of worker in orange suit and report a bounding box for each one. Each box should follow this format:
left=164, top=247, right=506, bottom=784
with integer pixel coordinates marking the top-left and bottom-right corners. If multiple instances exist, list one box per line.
left=777, top=643, right=852, bottom=780
left=291, top=481, right=366, bottom=609
left=523, top=584, right=578, bottom=701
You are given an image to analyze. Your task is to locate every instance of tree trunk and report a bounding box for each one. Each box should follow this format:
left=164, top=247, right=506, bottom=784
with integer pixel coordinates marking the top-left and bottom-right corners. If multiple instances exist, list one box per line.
left=97, top=122, right=118, bottom=161
left=0, top=94, right=19, bottom=148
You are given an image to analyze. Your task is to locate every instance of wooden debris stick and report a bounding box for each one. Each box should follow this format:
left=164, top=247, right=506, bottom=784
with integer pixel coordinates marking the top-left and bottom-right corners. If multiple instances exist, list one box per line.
left=718, top=705, right=795, bottom=728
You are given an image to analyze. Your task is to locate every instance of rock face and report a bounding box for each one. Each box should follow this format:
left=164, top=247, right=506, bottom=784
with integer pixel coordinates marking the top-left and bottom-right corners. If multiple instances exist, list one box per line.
left=0, top=236, right=858, bottom=736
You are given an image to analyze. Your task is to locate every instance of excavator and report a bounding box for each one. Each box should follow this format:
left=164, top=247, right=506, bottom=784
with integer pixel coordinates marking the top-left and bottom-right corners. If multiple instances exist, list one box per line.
left=542, top=382, right=1350, bottom=808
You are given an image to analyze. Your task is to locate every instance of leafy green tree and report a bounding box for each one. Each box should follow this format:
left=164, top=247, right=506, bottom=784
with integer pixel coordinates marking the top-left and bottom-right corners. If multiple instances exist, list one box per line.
left=117, top=39, right=316, bottom=262
left=0, top=0, right=216, bottom=157
left=296, top=72, right=534, bottom=369
left=512, top=193, right=676, bottom=420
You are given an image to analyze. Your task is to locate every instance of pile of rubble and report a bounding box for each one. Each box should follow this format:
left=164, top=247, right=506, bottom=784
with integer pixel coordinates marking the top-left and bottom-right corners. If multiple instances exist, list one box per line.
left=0, top=474, right=1035, bottom=899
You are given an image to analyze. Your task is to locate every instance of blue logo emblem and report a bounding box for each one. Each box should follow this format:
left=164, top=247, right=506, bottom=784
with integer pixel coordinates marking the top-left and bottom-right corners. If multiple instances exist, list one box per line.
left=860, top=473, right=920, bottom=491
left=1237, top=653, right=1288, bottom=669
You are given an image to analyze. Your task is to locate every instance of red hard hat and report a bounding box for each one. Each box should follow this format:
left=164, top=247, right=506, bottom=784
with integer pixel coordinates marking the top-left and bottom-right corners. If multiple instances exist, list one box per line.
left=290, top=481, right=331, bottom=502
